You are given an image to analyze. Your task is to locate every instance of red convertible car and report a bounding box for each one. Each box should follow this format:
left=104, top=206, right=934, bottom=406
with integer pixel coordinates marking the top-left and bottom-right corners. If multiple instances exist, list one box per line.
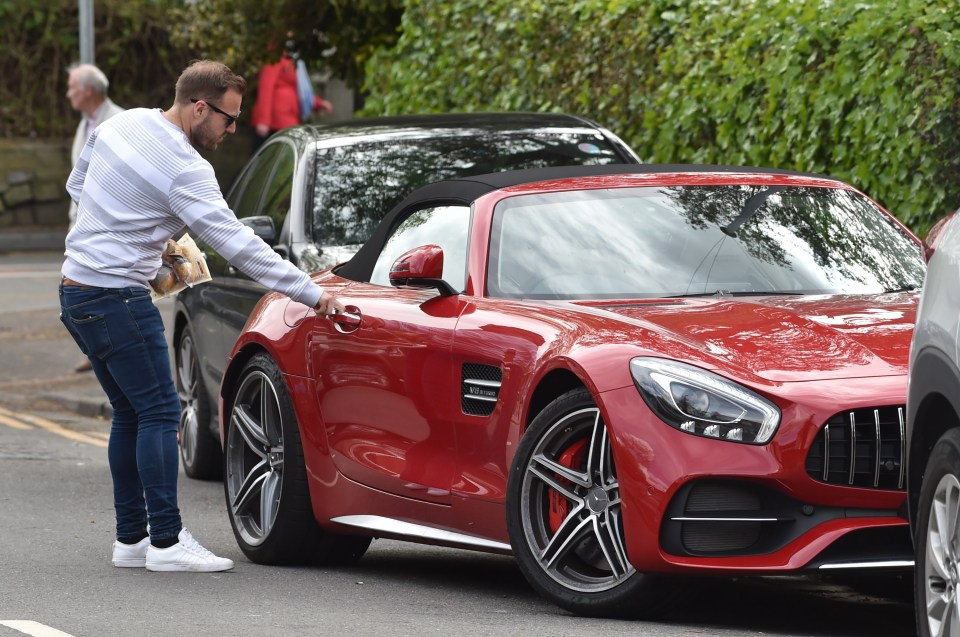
left=220, top=164, right=924, bottom=617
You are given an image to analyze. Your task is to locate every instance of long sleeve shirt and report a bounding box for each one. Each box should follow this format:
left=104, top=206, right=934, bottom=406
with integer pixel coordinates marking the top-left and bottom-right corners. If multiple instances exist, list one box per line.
left=63, top=107, right=321, bottom=308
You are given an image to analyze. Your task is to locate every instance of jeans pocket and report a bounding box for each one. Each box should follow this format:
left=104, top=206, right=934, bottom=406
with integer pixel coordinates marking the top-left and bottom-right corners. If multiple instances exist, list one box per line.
left=68, top=312, right=114, bottom=359
left=59, top=312, right=89, bottom=356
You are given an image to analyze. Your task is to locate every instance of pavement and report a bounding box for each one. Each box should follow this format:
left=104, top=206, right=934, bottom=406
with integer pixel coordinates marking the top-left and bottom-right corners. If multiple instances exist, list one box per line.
left=40, top=371, right=115, bottom=421
left=0, top=229, right=176, bottom=426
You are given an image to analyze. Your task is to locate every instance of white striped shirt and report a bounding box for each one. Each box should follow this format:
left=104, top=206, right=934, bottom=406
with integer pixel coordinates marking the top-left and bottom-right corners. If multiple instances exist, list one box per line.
left=62, top=108, right=321, bottom=308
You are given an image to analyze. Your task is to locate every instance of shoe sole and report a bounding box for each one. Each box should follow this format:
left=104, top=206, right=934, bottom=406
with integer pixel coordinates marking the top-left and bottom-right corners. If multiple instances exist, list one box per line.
left=145, top=562, right=234, bottom=573
left=112, top=558, right=147, bottom=568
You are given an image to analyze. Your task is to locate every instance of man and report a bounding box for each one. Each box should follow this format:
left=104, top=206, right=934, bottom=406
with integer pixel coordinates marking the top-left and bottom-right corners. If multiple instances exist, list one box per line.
left=66, top=64, right=124, bottom=229
left=59, top=59, right=342, bottom=573
left=66, top=64, right=124, bottom=372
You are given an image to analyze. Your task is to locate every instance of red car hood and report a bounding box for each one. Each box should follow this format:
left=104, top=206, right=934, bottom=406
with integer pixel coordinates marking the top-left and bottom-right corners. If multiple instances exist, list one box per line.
left=587, top=293, right=918, bottom=383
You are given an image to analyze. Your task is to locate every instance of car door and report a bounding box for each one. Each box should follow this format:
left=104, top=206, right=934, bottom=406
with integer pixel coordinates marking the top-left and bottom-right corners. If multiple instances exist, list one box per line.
left=308, top=204, right=472, bottom=505
left=214, top=140, right=298, bottom=372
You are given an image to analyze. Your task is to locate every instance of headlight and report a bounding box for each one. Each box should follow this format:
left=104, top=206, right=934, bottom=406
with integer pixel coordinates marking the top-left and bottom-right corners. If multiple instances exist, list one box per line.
left=630, top=357, right=781, bottom=444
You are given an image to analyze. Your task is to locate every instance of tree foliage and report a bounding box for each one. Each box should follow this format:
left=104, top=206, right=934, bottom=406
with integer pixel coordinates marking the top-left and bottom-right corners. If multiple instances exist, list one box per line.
left=0, top=0, right=401, bottom=138
left=5, top=0, right=960, bottom=234
left=168, top=0, right=403, bottom=88
left=0, top=0, right=197, bottom=137
left=361, top=0, right=960, bottom=235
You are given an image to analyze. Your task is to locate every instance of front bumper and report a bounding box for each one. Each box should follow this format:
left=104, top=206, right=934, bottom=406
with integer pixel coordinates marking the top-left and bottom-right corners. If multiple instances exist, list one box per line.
left=599, top=380, right=911, bottom=574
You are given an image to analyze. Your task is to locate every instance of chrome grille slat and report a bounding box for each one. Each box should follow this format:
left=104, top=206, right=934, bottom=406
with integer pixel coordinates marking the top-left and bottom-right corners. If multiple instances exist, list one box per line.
left=848, top=412, right=856, bottom=486
left=898, top=407, right=905, bottom=490
left=822, top=425, right=830, bottom=482
left=873, top=409, right=881, bottom=488
left=805, top=406, right=906, bottom=492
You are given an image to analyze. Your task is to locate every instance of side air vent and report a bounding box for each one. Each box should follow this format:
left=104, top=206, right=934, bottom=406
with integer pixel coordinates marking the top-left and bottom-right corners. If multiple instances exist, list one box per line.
left=461, top=363, right=502, bottom=416
left=805, top=406, right=905, bottom=491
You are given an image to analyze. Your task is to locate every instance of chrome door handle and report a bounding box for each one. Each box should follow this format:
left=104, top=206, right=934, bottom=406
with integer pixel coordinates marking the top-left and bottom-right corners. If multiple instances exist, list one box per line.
left=328, top=305, right=361, bottom=334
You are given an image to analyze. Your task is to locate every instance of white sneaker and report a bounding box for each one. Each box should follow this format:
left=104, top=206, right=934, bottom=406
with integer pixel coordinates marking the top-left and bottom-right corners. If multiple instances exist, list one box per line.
left=112, top=536, right=150, bottom=568
left=144, top=528, right=234, bottom=573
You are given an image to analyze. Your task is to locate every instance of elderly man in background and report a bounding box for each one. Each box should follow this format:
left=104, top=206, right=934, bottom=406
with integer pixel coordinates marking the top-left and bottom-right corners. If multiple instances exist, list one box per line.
left=66, top=63, right=124, bottom=372
left=67, top=64, right=124, bottom=229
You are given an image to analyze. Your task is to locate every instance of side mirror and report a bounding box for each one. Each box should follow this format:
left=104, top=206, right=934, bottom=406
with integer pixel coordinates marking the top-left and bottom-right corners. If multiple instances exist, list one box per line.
left=389, top=244, right=458, bottom=296
left=240, top=215, right=277, bottom=245
left=923, top=211, right=956, bottom=263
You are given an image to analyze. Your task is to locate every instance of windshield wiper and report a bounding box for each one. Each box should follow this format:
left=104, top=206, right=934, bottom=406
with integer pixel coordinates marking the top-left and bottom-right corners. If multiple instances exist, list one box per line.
left=669, top=289, right=805, bottom=299
left=883, top=283, right=920, bottom=293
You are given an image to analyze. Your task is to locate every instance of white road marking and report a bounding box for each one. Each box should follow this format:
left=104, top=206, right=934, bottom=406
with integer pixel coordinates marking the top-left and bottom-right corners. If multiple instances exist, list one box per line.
left=0, top=620, right=76, bottom=637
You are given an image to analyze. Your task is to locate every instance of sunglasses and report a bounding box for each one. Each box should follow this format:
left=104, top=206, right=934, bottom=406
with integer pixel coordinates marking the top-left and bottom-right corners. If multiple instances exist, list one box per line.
left=190, top=98, right=240, bottom=127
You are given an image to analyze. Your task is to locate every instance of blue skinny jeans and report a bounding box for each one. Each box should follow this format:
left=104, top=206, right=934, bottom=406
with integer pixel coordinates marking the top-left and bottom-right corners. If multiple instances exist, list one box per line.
left=58, top=282, right=182, bottom=543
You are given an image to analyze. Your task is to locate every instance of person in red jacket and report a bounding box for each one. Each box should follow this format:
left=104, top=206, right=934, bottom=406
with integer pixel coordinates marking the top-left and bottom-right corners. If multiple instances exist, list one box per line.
left=250, top=51, right=331, bottom=152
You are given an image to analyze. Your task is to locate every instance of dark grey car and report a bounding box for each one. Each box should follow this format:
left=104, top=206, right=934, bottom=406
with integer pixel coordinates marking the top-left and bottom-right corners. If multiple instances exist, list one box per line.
left=174, top=112, right=641, bottom=479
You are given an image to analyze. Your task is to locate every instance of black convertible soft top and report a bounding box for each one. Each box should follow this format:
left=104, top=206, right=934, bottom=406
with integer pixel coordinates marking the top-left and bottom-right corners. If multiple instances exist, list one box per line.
left=336, top=163, right=836, bottom=282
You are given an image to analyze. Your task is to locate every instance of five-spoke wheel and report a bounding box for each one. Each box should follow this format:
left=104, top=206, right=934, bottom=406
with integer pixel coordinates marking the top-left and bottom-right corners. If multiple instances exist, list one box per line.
left=175, top=325, right=220, bottom=480
left=507, top=388, right=675, bottom=618
left=223, top=352, right=370, bottom=565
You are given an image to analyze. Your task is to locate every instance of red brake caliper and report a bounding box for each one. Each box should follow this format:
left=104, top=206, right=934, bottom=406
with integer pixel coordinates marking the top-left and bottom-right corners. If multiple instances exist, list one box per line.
left=548, top=438, right=588, bottom=533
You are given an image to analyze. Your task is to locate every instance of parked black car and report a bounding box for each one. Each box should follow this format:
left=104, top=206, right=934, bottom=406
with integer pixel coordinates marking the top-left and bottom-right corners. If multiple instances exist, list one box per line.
left=174, top=112, right=641, bottom=479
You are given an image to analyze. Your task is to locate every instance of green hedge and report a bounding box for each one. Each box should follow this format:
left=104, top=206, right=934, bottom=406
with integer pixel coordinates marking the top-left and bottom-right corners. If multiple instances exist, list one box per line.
left=361, top=0, right=960, bottom=235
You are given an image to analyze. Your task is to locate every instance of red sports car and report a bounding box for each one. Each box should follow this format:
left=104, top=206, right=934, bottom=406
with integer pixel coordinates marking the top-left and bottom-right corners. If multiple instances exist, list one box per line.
left=220, top=164, right=924, bottom=617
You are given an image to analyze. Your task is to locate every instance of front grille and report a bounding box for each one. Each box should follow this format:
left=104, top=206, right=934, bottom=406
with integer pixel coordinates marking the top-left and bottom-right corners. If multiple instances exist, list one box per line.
left=461, top=364, right=502, bottom=416
left=805, top=406, right=905, bottom=490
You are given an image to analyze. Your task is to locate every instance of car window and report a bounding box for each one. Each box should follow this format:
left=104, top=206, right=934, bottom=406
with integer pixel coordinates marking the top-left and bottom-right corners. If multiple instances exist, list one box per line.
left=310, top=131, right=624, bottom=250
left=488, top=185, right=925, bottom=299
left=228, top=142, right=283, bottom=219
left=259, top=145, right=295, bottom=239
left=369, top=205, right=471, bottom=291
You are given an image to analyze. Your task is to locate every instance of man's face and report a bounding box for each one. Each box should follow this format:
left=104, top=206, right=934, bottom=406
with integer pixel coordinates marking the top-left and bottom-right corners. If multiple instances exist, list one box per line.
left=191, top=89, right=242, bottom=151
left=66, top=71, right=93, bottom=112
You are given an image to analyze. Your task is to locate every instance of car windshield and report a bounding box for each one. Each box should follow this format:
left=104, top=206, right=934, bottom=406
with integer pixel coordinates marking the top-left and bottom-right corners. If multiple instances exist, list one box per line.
left=487, top=184, right=925, bottom=300
left=309, top=130, right=625, bottom=251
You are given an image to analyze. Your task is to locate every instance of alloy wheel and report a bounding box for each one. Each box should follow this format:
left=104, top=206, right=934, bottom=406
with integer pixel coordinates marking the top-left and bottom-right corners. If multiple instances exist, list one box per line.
left=225, top=370, right=285, bottom=547
left=518, top=406, right=635, bottom=593
left=176, top=332, right=202, bottom=466
left=923, top=472, right=960, bottom=636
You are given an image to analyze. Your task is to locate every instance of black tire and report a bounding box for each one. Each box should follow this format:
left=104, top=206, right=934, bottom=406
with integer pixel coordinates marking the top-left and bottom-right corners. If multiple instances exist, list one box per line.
left=915, top=428, right=960, bottom=637
left=506, top=388, right=678, bottom=618
left=223, top=352, right=371, bottom=565
left=175, top=325, right=222, bottom=480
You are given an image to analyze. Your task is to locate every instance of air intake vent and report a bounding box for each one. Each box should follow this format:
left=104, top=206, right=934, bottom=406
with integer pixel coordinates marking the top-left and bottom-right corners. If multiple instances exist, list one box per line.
left=461, top=364, right=502, bottom=416
left=681, top=521, right=762, bottom=552
left=805, top=406, right=905, bottom=490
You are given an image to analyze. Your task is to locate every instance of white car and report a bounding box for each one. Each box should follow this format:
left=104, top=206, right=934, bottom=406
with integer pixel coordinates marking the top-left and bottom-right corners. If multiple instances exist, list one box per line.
left=907, top=210, right=960, bottom=637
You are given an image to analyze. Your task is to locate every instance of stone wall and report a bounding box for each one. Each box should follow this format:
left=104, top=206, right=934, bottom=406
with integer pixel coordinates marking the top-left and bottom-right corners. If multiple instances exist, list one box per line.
left=0, top=132, right=255, bottom=231
left=0, top=138, right=72, bottom=229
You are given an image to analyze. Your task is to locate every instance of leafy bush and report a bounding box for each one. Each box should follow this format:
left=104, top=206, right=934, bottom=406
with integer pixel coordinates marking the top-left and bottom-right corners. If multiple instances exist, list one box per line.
left=0, top=0, right=401, bottom=135
left=0, top=0, right=198, bottom=138
left=362, top=0, right=960, bottom=234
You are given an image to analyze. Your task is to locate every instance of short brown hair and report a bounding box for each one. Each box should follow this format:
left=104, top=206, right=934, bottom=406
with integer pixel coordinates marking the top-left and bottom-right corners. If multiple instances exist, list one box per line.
left=174, top=59, right=246, bottom=105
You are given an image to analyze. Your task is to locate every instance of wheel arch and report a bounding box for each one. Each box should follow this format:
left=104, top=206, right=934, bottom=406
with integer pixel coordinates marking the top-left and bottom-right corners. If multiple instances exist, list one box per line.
left=907, top=345, right=960, bottom=528
left=171, top=307, right=188, bottom=351
left=219, top=342, right=271, bottom=437
left=525, top=368, right=589, bottom=428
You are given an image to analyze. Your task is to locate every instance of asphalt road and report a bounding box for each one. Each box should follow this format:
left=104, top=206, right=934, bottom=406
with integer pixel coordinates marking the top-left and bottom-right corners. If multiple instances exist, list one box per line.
left=0, top=249, right=918, bottom=637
